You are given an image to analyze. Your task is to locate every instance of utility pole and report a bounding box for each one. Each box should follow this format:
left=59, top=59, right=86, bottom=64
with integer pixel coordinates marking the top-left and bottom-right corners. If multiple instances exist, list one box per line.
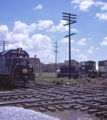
left=62, top=12, right=77, bottom=79
left=53, top=40, right=58, bottom=70
left=0, top=40, right=9, bottom=52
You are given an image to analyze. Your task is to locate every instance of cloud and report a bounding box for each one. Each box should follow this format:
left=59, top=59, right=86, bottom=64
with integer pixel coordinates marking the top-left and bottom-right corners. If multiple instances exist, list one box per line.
left=75, top=49, right=80, bottom=52
left=79, top=0, right=94, bottom=11
left=100, top=36, right=107, bottom=46
left=61, top=38, right=74, bottom=43
left=100, top=41, right=107, bottom=46
left=71, top=0, right=107, bottom=12
left=71, top=0, right=80, bottom=4
left=31, top=50, right=55, bottom=64
left=77, top=38, right=86, bottom=45
left=87, top=49, right=93, bottom=54
left=95, top=2, right=107, bottom=11
left=66, top=47, right=80, bottom=52
left=96, top=12, right=107, bottom=20
left=96, top=47, right=99, bottom=50
left=74, top=5, right=78, bottom=9
left=77, top=54, right=88, bottom=61
left=33, top=5, right=42, bottom=10
left=8, top=42, right=31, bottom=50
left=71, top=29, right=78, bottom=32
left=87, top=46, right=94, bottom=54
left=13, top=21, right=36, bottom=35
left=37, top=20, right=53, bottom=30
left=0, top=25, right=10, bottom=39
left=89, top=38, right=92, bottom=40
left=47, top=20, right=68, bottom=33
left=101, top=3, right=107, bottom=11
left=47, top=20, right=78, bottom=33
left=10, top=33, right=29, bottom=42
left=90, top=46, right=94, bottom=49
left=30, top=34, right=52, bottom=50
left=71, top=0, right=94, bottom=11
left=104, top=36, right=107, bottom=40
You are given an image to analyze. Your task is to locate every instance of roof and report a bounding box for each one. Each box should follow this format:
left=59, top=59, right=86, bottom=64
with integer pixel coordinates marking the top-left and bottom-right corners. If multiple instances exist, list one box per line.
left=80, top=60, right=95, bottom=63
left=36, top=58, right=40, bottom=63
left=1, top=50, right=9, bottom=56
left=0, top=48, right=29, bottom=56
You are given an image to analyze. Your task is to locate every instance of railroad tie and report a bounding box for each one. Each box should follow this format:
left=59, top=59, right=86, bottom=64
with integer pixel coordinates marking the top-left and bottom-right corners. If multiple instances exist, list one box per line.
left=54, top=105, right=63, bottom=111
left=38, top=107, right=47, bottom=112
left=45, top=106, right=56, bottom=112
left=80, top=106, right=89, bottom=111
left=87, top=109, right=99, bottom=114
left=74, top=105, right=83, bottom=110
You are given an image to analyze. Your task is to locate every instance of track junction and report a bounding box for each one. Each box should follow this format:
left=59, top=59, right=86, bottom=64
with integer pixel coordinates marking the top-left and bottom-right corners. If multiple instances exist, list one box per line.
left=0, top=83, right=107, bottom=119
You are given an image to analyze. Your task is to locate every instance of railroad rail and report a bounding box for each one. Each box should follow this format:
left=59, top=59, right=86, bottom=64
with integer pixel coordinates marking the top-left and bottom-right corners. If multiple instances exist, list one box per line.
left=0, top=83, right=107, bottom=119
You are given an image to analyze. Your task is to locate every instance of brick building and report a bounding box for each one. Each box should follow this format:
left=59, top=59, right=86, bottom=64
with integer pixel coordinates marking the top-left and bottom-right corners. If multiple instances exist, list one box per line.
left=41, top=64, right=59, bottom=73
left=30, top=55, right=41, bottom=73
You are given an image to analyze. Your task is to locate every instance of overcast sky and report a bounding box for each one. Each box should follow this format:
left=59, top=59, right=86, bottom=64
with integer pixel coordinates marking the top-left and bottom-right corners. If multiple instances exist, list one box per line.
left=0, top=0, right=107, bottom=65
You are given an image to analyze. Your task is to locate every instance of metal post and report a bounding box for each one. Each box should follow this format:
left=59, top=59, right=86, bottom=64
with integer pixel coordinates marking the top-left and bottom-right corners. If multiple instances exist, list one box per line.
left=53, top=40, right=58, bottom=71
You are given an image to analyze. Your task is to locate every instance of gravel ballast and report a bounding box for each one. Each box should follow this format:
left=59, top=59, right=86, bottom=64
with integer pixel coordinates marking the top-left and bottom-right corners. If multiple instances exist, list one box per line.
left=0, top=107, right=60, bottom=120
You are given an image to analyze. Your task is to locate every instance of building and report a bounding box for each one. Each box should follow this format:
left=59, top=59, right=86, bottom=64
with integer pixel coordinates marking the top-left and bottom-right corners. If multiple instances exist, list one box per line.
left=41, top=63, right=59, bottom=73
left=30, top=55, right=41, bottom=73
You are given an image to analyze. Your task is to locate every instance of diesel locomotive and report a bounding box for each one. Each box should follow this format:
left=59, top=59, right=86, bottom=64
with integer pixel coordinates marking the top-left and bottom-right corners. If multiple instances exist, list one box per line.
left=0, top=48, right=35, bottom=87
left=57, top=60, right=96, bottom=78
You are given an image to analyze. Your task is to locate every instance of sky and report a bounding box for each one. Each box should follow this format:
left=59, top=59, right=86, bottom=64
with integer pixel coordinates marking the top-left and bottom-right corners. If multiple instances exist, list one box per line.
left=0, top=0, right=107, bottom=67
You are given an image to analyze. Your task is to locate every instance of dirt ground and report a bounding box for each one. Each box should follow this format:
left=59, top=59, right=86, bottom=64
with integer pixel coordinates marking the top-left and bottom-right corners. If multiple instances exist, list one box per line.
left=43, top=109, right=104, bottom=120
left=75, top=77, right=107, bottom=88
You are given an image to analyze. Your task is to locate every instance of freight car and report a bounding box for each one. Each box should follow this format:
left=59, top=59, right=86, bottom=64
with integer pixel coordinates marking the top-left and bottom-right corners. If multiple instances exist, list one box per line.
left=98, top=60, right=107, bottom=78
left=57, top=60, right=96, bottom=78
left=0, top=48, right=35, bottom=87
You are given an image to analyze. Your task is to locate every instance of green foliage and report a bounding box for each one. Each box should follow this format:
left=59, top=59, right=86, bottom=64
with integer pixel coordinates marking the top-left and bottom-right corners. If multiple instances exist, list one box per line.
left=35, top=74, right=77, bottom=86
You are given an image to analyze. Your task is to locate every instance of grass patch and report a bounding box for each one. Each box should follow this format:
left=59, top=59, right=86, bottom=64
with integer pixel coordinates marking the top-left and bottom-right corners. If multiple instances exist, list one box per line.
left=35, top=73, right=77, bottom=86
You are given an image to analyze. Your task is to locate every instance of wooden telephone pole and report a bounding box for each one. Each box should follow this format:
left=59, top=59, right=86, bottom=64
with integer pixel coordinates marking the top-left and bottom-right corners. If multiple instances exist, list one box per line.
left=62, top=12, right=77, bottom=79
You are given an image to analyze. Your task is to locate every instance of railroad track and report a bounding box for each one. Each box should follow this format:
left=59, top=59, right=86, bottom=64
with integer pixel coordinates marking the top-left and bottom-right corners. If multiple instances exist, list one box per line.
left=0, top=83, right=107, bottom=119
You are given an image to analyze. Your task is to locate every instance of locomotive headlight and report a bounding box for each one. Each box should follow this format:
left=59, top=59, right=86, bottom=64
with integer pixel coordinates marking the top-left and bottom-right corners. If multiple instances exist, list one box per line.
left=22, top=69, right=28, bottom=73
